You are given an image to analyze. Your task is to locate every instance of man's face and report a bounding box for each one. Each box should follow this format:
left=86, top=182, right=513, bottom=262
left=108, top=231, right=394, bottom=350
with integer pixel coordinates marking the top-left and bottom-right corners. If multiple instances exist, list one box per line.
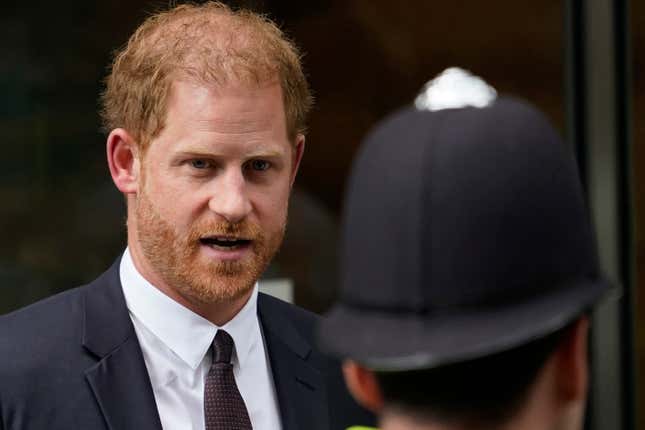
left=133, top=80, right=302, bottom=306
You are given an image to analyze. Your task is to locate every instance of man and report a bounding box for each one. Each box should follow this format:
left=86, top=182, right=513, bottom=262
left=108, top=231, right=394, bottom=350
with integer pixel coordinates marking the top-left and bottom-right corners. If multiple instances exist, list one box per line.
left=0, top=3, right=371, bottom=429
left=319, top=69, right=613, bottom=430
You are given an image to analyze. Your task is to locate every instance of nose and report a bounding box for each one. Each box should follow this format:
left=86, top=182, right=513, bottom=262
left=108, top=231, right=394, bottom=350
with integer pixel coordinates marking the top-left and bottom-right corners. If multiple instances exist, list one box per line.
left=208, top=168, right=252, bottom=224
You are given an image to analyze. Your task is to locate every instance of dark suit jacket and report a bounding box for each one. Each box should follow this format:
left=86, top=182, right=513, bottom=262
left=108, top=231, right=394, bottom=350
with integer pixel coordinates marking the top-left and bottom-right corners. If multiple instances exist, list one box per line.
left=0, top=259, right=373, bottom=430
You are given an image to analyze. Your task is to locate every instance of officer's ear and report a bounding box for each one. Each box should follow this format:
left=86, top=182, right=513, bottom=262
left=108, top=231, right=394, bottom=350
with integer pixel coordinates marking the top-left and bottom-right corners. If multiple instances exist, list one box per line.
left=554, top=316, right=590, bottom=403
left=342, top=361, right=384, bottom=413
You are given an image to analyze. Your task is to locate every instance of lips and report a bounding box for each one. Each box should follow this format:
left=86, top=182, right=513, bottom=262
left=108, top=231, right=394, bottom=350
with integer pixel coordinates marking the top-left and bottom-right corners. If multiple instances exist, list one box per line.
left=199, top=236, right=252, bottom=250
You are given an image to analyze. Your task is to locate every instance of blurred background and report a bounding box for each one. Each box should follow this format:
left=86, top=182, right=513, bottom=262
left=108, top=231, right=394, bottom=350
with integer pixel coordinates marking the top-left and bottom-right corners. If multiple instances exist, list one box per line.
left=0, top=0, right=642, bottom=429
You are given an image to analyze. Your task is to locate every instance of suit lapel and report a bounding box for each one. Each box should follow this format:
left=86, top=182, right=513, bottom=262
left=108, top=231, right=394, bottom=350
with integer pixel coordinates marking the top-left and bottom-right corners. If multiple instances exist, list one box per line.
left=80, top=263, right=330, bottom=430
left=81, top=259, right=162, bottom=430
left=259, top=294, right=329, bottom=430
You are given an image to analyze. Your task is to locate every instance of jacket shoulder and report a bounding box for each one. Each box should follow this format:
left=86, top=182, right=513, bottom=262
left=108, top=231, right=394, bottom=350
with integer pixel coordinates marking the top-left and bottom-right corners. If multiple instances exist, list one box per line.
left=0, top=285, right=86, bottom=339
left=0, top=282, right=110, bottom=429
left=0, top=259, right=121, bottom=357
left=258, top=292, right=318, bottom=324
left=258, top=293, right=376, bottom=428
left=0, top=286, right=90, bottom=411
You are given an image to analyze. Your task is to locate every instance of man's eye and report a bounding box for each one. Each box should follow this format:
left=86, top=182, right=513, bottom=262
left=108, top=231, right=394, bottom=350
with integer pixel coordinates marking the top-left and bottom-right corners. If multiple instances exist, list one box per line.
left=250, top=160, right=270, bottom=171
left=190, top=159, right=210, bottom=169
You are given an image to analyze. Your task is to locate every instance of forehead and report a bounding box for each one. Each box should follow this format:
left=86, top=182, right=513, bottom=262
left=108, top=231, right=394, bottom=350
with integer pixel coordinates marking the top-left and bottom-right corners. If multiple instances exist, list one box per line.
left=146, top=79, right=291, bottom=158
left=165, top=79, right=287, bottom=132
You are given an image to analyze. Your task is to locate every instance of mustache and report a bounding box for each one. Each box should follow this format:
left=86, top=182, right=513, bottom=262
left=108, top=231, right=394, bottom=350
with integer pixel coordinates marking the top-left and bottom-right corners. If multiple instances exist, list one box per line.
left=186, top=220, right=263, bottom=240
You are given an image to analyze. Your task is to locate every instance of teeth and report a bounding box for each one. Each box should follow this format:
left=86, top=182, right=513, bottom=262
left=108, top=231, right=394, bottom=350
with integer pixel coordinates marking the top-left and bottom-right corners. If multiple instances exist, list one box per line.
left=199, top=237, right=250, bottom=249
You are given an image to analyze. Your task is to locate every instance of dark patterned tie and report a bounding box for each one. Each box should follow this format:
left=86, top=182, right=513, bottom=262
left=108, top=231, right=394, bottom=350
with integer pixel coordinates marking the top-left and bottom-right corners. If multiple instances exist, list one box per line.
left=204, top=329, right=253, bottom=430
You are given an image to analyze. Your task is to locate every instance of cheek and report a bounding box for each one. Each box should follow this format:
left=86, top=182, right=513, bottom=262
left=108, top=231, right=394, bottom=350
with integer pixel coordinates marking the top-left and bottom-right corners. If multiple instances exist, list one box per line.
left=252, top=186, right=291, bottom=224
left=145, top=187, right=202, bottom=229
left=142, top=171, right=206, bottom=224
left=171, top=198, right=208, bottom=228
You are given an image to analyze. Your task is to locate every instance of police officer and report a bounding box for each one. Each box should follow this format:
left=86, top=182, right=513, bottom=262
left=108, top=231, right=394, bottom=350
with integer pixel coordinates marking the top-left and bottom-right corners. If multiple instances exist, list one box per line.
left=319, top=69, right=613, bottom=430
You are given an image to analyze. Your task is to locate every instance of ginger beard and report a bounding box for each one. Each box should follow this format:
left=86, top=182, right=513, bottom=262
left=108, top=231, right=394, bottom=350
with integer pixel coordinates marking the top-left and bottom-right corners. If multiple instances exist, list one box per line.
left=134, top=186, right=285, bottom=306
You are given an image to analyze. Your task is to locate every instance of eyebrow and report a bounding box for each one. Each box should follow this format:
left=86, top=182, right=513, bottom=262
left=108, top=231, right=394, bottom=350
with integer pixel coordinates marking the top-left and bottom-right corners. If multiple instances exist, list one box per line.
left=174, top=149, right=286, bottom=159
left=245, top=149, right=286, bottom=158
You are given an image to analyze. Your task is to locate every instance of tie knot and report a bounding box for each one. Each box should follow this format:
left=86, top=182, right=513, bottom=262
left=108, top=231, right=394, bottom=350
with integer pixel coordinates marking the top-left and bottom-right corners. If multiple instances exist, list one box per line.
left=212, top=329, right=234, bottom=364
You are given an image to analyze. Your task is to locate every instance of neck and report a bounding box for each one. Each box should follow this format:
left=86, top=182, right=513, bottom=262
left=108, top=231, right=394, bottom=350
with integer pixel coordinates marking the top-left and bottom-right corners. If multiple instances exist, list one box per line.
left=126, top=241, right=253, bottom=326
left=379, top=374, right=585, bottom=430
left=380, top=414, right=439, bottom=430
left=380, top=412, right=583, bottom=430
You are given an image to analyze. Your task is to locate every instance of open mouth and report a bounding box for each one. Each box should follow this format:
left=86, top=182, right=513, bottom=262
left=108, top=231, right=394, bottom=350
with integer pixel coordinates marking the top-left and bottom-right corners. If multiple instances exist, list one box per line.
left=199, top=236, right=252, bottom=250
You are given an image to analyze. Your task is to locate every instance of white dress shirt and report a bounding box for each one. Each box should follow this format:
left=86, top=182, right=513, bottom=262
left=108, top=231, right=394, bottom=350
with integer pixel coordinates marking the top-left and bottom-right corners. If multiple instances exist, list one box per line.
left=120, top=248, right=282, bottom=430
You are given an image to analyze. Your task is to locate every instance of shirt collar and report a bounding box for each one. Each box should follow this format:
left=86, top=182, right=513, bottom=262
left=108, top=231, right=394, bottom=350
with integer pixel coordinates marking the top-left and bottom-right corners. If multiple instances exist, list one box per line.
left=119, top=248, right=260, bottom=370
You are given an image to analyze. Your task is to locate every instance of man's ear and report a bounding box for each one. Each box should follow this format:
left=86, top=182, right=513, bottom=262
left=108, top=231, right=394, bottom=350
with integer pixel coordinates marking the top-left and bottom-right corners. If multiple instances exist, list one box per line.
left=289, top=134, right=305, bottom=187
left=554, top=316, right=590, bottom=403
left=107, top=128, right=141, bottom=194
left=342, top=360, right=384, bottom=413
